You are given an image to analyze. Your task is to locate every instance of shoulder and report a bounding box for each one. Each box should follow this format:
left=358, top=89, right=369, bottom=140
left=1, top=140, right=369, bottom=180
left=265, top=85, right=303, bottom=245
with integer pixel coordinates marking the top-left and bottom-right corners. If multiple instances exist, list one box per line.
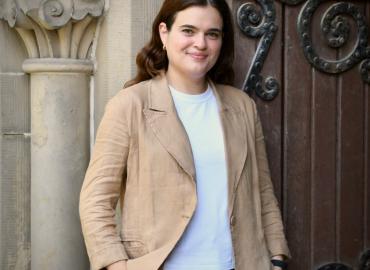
left=100, top=79, right=153, bottom=126
left=106, top=79, right=152, bottom=112
left=113, top=79, right=151, bottom=104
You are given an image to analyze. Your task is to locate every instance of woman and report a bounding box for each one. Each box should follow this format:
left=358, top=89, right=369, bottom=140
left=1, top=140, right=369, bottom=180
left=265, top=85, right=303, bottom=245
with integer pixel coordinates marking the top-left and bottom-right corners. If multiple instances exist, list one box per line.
left=79, top=0, right=290, bottom=270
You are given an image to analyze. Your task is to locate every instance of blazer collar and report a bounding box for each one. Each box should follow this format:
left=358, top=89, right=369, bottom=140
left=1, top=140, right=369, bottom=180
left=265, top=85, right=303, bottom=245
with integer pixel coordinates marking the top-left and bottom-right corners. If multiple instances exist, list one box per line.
left=148, top=73, right=234, bottom=112
left=145, top=74, right=196, bottom=178
left=145, top=73, right=248, bottom=216
left=148, top=72, right=176, bottom=113
left=208, top=79, right=248, bottom=212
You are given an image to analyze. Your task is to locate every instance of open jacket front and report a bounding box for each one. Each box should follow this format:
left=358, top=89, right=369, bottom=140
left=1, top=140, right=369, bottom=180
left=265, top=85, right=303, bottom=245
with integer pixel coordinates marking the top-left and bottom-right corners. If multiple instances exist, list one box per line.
left=79, top=74, right=291, bottom=270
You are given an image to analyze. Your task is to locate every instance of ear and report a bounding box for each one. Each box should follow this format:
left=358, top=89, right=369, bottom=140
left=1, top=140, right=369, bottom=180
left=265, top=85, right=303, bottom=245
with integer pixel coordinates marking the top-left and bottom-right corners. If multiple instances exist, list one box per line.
left=159, top=22, right=168, bottom=47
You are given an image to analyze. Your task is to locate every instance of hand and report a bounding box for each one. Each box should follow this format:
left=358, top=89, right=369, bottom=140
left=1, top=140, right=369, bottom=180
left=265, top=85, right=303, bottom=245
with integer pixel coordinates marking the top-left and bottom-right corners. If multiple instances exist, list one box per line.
left=271, top=255, right=287, bottom=270
left=271, top=255, right=285, bottom=261
left=106, top=260, right=127, bottom=270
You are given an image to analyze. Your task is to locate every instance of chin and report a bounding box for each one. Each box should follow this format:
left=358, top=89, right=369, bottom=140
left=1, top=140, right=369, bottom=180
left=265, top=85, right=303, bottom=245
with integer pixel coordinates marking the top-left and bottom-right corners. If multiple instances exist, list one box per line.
left=187, top=72, right=209, bottom=81
left=187, top=66, right=211, bottom=78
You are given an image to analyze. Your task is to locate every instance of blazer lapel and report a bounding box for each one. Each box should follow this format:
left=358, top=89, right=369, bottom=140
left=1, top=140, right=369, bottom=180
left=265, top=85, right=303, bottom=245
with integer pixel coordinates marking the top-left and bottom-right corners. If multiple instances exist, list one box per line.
left=210, top=81, right=248, bottom=218
left=143, top=75, right=248, bottom=215
left=143, top=75, right=196, bottom=178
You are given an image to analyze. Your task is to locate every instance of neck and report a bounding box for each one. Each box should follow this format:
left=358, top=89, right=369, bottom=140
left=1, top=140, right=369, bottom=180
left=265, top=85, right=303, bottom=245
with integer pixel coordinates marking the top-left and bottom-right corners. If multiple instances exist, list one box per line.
left=166, top=69, right=208, bottom=94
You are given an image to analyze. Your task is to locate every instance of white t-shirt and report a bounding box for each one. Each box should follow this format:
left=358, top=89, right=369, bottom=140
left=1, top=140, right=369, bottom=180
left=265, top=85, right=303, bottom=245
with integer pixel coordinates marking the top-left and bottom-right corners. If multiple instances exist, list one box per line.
left=163, top=85, right=235, bottom=270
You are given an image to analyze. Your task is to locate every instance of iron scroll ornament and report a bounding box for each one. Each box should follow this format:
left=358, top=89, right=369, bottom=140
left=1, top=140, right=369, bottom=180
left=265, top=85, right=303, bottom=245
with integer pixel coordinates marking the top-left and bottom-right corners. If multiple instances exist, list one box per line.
left=316, top=249, right=370, bottom=270
left=237, top=0, right=370, bottom=101
left=297, top=1, right=370, bottom=83
left=237, top=0, right=279, bottom=101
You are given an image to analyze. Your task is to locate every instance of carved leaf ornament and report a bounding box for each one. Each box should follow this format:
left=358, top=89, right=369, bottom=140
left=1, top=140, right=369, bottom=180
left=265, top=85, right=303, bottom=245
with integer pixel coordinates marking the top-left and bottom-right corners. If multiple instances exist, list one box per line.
left=237, top=0, right=370, bottom=101
left=0, top=0, right=105, bottom=59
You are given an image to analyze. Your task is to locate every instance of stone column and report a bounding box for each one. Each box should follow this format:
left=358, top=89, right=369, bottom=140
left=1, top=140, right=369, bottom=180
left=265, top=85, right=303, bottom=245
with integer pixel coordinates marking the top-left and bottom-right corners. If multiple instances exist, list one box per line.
left=0, top=1, right=105, bottom=269
left=24, top=58, right=92, bottom=269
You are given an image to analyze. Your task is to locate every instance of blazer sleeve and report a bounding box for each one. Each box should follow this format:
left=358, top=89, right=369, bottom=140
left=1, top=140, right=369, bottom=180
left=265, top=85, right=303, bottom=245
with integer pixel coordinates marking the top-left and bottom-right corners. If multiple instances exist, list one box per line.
left=252, top=101, right=291, bottom=260
left=79, top=94, right=130, bottom=270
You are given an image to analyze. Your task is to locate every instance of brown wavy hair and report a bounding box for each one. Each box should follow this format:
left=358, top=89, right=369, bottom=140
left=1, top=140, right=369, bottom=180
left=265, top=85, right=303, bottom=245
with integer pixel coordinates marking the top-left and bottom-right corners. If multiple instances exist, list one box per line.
left=124, top=0, right=235, bottom=88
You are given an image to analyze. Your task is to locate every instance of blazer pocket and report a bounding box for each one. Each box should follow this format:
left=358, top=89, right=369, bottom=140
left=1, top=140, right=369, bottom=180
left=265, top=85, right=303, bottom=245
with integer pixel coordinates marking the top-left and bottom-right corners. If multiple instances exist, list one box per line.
left=122, top=238, right=148, bottom=259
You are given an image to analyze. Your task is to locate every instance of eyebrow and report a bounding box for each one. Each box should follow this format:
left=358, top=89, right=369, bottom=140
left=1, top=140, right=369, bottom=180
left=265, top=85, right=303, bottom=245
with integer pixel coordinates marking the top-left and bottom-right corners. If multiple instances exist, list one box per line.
left=179, top=24, right=222, bottom=32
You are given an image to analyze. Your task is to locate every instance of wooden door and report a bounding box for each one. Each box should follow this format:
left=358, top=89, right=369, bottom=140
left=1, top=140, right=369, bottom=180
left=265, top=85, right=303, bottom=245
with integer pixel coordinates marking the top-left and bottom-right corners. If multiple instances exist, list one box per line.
left=228, top=0, right=370, bottom=269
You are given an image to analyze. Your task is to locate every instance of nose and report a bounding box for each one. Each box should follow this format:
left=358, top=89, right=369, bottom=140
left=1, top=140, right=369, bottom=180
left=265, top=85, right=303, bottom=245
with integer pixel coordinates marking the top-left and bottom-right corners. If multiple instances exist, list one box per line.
left=194, top=33, right=206, bottom=50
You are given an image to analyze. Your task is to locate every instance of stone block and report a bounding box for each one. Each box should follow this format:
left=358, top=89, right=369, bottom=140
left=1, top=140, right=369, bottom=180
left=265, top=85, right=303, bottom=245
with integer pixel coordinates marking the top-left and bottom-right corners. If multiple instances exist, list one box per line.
left=0, top=74, right=30, bottom=133
left=0, top=135, right=31, bottom=270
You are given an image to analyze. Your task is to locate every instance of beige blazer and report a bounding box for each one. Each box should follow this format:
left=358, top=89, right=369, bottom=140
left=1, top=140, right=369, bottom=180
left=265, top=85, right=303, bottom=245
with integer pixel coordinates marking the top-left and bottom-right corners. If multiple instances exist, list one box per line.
left=79, top=74, right=290, bottom=270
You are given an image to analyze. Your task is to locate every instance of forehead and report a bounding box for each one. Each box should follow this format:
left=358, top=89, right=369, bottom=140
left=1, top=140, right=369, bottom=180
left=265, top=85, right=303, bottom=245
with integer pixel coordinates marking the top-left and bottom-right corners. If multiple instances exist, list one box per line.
left=173, top=5, right=223, bottom=28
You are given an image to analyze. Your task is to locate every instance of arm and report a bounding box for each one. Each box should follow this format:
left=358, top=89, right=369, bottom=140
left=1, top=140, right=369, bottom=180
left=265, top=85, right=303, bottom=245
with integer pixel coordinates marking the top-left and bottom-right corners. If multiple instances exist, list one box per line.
left=252, top=101, right=291, bottom=260
left=79, top=95, right=130, bottom=270
left=107, top=260, right=127, bottom=270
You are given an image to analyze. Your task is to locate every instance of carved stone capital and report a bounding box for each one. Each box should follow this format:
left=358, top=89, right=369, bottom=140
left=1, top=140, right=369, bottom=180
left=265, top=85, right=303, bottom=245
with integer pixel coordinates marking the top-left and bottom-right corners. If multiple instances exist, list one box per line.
left=0, top=0, right=105, bottom=59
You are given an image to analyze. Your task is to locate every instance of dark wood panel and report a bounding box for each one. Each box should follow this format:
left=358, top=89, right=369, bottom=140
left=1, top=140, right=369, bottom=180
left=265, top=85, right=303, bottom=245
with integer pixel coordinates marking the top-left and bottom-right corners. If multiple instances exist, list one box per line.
left=231, top=1, right=370, bottom=269
left=231, top=0, right=259, bottom=89
left=231, top=0, right=284, bottom=203
left=310, top=2, right=338, bottom=267
left=283, top=3, right=313, bottom=269
left=232, top=1, right=370, bottom=270
left=338, top=2, right=366, bottom=263
left=338, top=73, right=365, bottom=265
left=364, top=0, right=370, bottom=254
left=366, top=87, right=370, bottom=250
left=366, top=2, right=370, bottom=252
left=256, top=0, right=284, bottom=203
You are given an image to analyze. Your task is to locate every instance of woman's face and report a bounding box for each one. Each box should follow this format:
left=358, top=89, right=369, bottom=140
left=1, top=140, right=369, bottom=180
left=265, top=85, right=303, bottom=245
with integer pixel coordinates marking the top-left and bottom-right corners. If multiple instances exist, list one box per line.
left=159, top=5, right=223, bottom=82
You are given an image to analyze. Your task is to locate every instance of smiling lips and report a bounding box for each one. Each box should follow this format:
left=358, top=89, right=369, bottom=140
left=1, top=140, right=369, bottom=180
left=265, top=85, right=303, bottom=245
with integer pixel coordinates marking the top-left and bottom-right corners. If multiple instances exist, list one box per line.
left=187, top=52, right=208, bottom=60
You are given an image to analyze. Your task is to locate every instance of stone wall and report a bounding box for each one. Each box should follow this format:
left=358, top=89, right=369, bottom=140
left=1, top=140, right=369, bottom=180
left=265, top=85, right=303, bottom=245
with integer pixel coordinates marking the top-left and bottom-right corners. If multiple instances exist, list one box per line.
left=0, top=0, right=163, bottom=268
left=94, top=0, right=163, bottom=131
left=0, top=20, right=31, bottom=270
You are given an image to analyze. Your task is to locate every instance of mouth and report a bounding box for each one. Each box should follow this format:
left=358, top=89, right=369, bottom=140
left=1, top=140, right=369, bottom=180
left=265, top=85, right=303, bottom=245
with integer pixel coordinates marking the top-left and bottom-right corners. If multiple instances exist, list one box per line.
left=187, top=52, right=208, bottom=60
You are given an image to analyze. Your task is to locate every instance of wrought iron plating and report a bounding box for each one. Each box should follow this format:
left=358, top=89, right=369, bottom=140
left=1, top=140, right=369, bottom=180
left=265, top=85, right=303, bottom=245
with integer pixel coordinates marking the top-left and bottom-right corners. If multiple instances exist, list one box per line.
left=279, top=0, right=306, bottom=4
left=315, top=249, right=370, bottom=270
left=297, top=1, right=370, bottom=79
left=237, top=0, right=370, bottom=101
left=237, top=0, right=279, bottom=101
left=359, top=249, right=370, bottom=270
left=317, top=263, right=351, bottom=270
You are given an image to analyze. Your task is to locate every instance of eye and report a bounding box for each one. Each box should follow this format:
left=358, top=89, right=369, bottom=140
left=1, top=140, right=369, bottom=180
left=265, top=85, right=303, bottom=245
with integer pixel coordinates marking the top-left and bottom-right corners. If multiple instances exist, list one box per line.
left=207, top=31, right=221, bottom=40
left=182, top=28, right=194, bottom=35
